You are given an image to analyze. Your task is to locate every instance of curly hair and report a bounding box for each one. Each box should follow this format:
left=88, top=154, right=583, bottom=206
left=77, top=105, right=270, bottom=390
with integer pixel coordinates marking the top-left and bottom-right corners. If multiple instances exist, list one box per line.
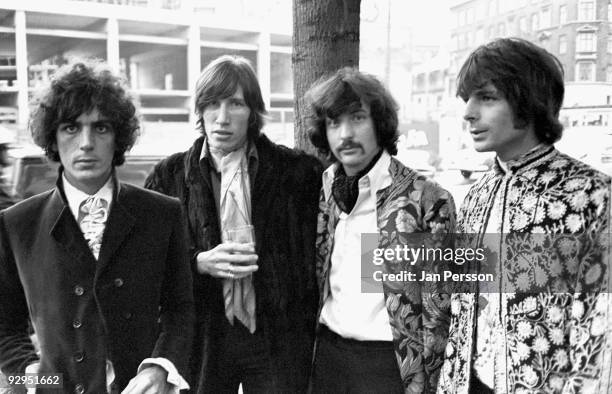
left=305, top=67, right=399, bottom=160
left=194, top=55, right=266, bottom=140
left=29, top=60, right=140, bottom=165
left=457, top=37, right=565, bottom=144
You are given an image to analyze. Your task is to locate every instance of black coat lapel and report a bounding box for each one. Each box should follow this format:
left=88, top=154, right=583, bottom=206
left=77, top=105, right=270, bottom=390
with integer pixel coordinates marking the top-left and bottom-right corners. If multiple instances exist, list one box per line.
left=96, top=184, right=135, bottom=272
left=49, top=188, right=96, bottom=265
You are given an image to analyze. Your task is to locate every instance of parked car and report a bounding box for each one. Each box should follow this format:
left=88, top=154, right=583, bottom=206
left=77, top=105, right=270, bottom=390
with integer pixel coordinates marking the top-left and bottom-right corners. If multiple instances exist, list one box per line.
left=440, top=148, right=495, bottom=179
left=555, top=126, right=612, bottom=176
left=6, top=146, right=164, bottom=201
left=394, top=148, right=437, bottom=178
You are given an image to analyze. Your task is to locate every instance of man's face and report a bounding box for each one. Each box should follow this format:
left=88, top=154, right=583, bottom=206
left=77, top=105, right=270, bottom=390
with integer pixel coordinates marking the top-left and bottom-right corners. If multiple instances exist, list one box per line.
left=203, top=86, right=251, bottom=153
left=326, top=102, right=381, bottom=176
left=55, top=108, right=115, bottom=195
left=463, top=82, right=537, bottom=161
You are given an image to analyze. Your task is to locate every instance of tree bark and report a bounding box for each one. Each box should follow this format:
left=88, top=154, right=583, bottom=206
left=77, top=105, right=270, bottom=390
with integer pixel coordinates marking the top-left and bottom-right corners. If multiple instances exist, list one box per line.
left=292, top=0, right=361, bottom=155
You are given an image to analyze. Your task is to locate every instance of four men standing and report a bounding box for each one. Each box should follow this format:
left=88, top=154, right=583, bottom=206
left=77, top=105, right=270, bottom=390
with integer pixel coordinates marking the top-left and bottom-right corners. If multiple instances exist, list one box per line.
left=0, top=37, right=609, bottom=394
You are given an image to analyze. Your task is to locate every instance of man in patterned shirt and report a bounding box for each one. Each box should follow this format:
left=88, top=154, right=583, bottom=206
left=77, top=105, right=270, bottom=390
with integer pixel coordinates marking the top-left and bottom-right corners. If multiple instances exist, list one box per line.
left=438, top=38, right=611, bottom=393
left=307, top=68, right=456, bottom=393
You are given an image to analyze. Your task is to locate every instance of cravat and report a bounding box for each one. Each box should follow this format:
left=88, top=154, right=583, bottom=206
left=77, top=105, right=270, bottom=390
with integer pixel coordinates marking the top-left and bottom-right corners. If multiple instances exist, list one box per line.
left=219, top=149, right=256, bottom=333
left=77, top=196, right=109, bottom=259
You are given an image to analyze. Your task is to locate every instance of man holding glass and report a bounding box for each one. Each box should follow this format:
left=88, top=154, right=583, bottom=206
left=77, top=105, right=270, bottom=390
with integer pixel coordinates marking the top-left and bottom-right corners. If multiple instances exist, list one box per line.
left=145, top=55, right=322, bottom=393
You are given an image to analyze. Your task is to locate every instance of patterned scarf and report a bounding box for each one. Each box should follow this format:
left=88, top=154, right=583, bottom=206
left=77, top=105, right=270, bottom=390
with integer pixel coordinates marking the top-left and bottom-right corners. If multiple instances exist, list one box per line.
left=332, top=149, right=383, bottom=213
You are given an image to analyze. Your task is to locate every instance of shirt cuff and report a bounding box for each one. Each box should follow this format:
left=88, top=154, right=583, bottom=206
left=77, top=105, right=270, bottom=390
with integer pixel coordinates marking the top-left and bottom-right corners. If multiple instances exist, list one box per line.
left=25, top=363, right=40, bottom=394
left=138, top=358, right=189, bottom=393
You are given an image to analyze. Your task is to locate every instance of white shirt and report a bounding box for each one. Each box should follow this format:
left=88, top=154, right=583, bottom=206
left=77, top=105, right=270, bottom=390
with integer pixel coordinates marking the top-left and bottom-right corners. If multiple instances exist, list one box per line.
left=319, top=151, right=393, bottom=341
left=26, top=175, right=188, bottom=393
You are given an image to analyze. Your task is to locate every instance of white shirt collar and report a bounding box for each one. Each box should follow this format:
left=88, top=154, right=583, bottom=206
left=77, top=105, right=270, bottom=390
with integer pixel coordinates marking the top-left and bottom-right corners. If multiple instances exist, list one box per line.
left=62, top=175, right=114, bottom=220
left=322, top=150, right=392, bottom=201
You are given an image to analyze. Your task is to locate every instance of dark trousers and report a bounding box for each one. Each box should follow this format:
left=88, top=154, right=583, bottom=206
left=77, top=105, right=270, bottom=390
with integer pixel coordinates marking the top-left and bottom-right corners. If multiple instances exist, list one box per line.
left=311, top=325, right=403, bottom=394
left=202, top=317, right=278, bottom=394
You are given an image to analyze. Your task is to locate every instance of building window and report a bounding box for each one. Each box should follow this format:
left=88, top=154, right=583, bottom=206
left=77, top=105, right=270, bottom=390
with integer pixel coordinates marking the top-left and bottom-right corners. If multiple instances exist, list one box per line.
left=608, top=0, right=612, bottom=20
left=467, top=7, right=475, bottom=24
left=498, top=22, right=506, bottom=36
left=519, top=16, right=527, bottom=32
left=476, top=27, right=484, bottom=43
left=541, top=6, right=551, bottom=28
left=578, top=0, right=595, bottom=20
left=577, top=61, right=595, bottom=81
left=488, top=25, right=496, bottom=38
left=532, top=13, right=539, bottom=30
left=576, top=32, right=597, bottom=52
left=488, top=0, right=497, bottom=16
left=559, top=4, right=567, bottom=24
left=607, top=66, right=612, bottom=82
left=559, top=35, right=567, bottom=54
left=608, top=35, right=612, bottom=53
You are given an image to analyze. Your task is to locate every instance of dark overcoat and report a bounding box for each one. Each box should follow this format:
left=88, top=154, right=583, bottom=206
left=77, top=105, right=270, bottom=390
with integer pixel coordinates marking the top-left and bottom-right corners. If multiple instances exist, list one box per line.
left=0, top=177, right=194, bottom=393
left=145, top=135, right=322, bottom=393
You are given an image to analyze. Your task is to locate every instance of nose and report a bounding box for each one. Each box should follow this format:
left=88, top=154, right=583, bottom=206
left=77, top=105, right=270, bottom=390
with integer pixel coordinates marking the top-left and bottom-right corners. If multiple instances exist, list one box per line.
left=79, top=127, right=94, bottom=151
left=338, top=120, right=354, bottom=140
left=463, top=97, right=479, bottom=122
left=215, top=102, right=230, bottom=125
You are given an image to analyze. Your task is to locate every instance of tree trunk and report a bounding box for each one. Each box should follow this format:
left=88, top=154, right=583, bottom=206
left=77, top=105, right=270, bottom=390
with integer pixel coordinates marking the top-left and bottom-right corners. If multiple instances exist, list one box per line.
left=292, top=0, right=361, bottom=156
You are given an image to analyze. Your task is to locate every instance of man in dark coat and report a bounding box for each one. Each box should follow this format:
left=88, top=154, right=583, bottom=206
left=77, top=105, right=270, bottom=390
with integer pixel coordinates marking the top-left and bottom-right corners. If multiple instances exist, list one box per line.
left=0, top=61, right=194, bottom=394
left=145, top=55, right=322, bottom=393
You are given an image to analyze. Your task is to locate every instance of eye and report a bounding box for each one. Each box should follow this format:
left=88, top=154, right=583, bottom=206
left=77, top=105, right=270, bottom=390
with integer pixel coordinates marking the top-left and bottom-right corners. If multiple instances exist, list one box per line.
left=352, top=113, right=367, bottom=122
left=230, top=99, right=246, bottom=108
left=95, top=124, right=111, bottom=134
left=61, top=124, right=79, bottom=134
left=326, top=118, right=340, bottom=128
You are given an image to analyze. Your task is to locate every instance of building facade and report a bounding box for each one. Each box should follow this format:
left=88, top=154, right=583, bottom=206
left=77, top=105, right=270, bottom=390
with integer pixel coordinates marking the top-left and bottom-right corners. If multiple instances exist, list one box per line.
left=0, top=0, right=294, bottom=151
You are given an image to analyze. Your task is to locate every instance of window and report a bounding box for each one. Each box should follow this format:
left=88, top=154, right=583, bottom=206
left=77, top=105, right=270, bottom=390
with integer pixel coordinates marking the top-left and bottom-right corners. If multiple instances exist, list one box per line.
left=476, top=27, right=485, bottom=43
left=498, top=22, right=506, bottom=36
left=488, top=0, right=497, bottom=16
left=608, top=0, right=612, bottom=20
left=488, top=25, right=496, bottom=38
left=559, top=34, right=567, bottom=54
left=559, top=4, right=567, bottom=24
left=519, top=16, right=527, bottom=32
left=576, top=32, right=597, bottom=52
left=577, top=61, right=595, bottom=81
left=608, top=35, right=612, bottom=53
left=578, top=0, right=595, bottom=20
left=532, top=13, right=539, bottom=30
left=467, top=7, right=475, bottom=24
left=541, top=6, right=551, bottom=28
left=607, top=66, right=612, bottom=82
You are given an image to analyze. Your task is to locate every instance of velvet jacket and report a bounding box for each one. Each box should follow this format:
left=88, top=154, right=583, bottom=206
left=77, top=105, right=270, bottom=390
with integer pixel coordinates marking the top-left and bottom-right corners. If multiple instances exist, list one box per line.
left=437, top=145, right=612, bottom=393
left=0, top=174, right=194, bottom=394
left=145, top=134, right=323, bottom=393
left=315, top=156, right=456, bottom=393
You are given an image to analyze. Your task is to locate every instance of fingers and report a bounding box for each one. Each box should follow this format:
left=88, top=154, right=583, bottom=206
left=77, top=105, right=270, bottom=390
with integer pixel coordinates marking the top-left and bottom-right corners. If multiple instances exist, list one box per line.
left=219, top=263, right=258, bottom=279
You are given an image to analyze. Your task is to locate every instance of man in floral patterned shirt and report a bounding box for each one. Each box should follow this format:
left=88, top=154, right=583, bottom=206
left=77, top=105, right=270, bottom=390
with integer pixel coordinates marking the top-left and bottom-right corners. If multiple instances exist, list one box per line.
left=437, top=38, right=612, bottom=393
left=306, top=68, right=456, bottom=393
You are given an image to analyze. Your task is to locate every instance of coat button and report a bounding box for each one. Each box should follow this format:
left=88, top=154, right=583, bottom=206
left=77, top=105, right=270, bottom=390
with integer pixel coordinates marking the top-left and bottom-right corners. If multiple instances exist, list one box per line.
left=74, top=351, right=84, bottom=363
left=74, top=285, right=84, bottom=296
left=123, top=311, right=132, bottom=320
left=74, top=383, right=85, bottom=394
left=72, top=319, right=82, bottom=329
left=114, top=278, right=124, bottom=287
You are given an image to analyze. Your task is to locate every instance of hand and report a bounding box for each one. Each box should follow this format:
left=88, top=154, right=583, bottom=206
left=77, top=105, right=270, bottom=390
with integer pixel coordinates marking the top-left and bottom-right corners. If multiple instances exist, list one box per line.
left=121, top=365, right=170, bottom=394
left=196, top=242, right=258, bottom=279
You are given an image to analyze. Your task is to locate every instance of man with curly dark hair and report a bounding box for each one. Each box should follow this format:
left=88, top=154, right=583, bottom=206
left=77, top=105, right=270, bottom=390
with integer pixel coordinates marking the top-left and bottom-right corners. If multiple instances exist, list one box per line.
left=306, top=68, right=456, bottom=393
left=0, top=60, right=194, bottom=394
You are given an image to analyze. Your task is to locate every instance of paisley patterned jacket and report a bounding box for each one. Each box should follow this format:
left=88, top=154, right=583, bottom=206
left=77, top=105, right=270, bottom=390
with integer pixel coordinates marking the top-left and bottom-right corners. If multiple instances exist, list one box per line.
left=437, top=145, right=612, bottom=394
left=315, top=154, right=456, bottom=393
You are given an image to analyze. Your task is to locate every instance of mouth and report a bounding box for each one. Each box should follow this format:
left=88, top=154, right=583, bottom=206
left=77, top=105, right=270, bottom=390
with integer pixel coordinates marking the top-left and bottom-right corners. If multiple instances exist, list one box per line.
left=213, top=130, right=232, bottom=136
left=470, top=129, right=487, bottom=136
left=74, top=157, right=98, bottom=165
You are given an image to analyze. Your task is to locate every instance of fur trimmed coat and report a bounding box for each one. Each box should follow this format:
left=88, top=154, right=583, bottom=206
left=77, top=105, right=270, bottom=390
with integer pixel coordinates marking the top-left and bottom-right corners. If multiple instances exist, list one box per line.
left=145, top=134, right=323, bottom=393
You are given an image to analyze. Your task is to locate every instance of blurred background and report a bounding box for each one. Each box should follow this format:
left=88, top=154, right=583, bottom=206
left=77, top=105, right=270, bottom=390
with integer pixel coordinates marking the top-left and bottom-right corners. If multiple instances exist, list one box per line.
left=0, top=0, right=611, bottom=205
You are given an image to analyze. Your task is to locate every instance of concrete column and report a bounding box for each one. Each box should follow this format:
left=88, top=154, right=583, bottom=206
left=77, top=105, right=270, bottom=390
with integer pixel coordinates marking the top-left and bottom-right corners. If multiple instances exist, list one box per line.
left=187, top=24, right=201, bottom=126
left=257, top=30, right=271, bottom=111
left=15, top=10, right=28, bottom=133
left=106, top=18, right=120, bottom=73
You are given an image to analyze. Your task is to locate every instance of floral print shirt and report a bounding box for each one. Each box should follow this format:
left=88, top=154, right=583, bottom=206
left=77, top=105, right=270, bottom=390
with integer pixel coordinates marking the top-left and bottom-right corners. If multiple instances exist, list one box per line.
left=437, top=145, right=612, bottom=394
left=315, top=155, right=456, bottom=393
